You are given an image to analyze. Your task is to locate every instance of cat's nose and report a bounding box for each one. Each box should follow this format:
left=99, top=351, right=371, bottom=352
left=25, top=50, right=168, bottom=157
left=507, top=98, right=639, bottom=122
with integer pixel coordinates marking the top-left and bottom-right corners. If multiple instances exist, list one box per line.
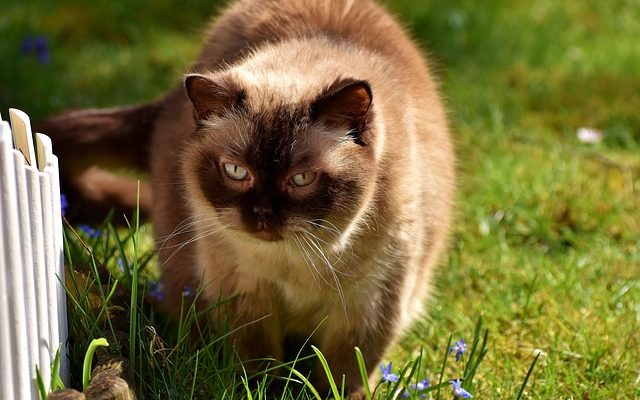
left=253, top=205, right=273, bottom=217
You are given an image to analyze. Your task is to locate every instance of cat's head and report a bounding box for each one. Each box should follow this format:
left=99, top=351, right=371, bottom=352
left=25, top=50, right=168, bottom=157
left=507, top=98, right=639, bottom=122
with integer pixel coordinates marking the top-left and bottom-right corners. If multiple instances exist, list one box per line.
left=181, top=72, right=378, bottom=243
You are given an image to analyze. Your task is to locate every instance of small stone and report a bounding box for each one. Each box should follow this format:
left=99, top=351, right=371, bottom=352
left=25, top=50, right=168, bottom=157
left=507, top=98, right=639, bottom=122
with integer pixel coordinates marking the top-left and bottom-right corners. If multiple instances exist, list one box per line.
left=47, top=389, right=85, bottom=400
left=85, top=373, right=134, bottom=400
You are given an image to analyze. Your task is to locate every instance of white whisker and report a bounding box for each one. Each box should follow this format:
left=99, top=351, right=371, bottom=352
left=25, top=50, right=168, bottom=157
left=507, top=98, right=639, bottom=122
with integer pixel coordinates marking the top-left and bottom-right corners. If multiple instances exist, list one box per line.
left=293, top=233, right=327, bottom=289
left=155, top=215, right=221, bottom=245
left=163, top=224, right=229, bottom=263
left=300, top=232, right=346, bottom=315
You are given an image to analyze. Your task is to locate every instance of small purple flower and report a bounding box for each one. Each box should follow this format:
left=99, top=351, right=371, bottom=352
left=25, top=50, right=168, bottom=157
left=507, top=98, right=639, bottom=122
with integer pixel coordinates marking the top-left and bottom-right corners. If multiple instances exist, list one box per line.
left=116, top=258, right=126, bottom=274
left=402, top=378, right=430, bottom=398
left=379, top=362, right=399, bottom=383
left=78, top=224, right=101, bottom=239
left=148, top=282, right=165, bottom=302
left=21, top=35, right=35, bottom=55
left=450, top=338, right=467, bottom=362
left=34, top=36, right=49, bottom=64
left=450, top=379, right=473, bottom=398
left=21, top=35, right=49, bottom=64
left=415, top=379, right=429, bottom=391
left=60, top=193, right=69, bottom=216
left=182, top=286, right=195, bottom=298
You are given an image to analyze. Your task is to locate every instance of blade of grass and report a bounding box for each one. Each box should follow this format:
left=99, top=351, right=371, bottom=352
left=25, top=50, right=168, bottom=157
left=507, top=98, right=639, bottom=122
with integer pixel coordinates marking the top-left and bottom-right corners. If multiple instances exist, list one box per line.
left=108, top=223, right=132, bottom=281
left=311, top=345, right=341, bottom=400
left=86, top=253, right=110, bottom=336
left=189, top=350, right=200, bottom=400
left=388, top=358, right=418, bottom=397
left=354, top=347, right=372, bottom=400
left=50, top=347, right=64, bottom=391
left=280, top=318, right=327, bottom=398
left=401, top=348, right=428, bottom=399
left=184, top=314, right=272, bottom=365
left=515, top=351, right=541, bottom=400
left=35, top=366, right=47, bottom=400
left=463, top=317, right=483, bottom=377
left=436, top=334, right=453, bottom=400
left=281, top=366, right=323, bottom=400
left=422, top=381, right=455, bottom=395
left=128, top=182, right=141, bottom=386
left=241, top=374, right=254, bottom=400
left=463, top=328, right=489, bottom=390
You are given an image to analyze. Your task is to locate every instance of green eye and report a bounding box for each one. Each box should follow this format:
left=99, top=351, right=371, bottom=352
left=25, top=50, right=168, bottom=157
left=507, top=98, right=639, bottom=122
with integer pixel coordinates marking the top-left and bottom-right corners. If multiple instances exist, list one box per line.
left=291, top=172, right=317, bottom=187
left=223, top=163, right=249, bottom=180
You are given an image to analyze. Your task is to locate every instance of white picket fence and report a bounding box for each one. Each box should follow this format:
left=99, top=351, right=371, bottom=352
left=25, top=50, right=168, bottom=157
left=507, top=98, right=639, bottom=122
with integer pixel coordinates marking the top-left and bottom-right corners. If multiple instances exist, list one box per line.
left=0, top=109, right=68, bottom=399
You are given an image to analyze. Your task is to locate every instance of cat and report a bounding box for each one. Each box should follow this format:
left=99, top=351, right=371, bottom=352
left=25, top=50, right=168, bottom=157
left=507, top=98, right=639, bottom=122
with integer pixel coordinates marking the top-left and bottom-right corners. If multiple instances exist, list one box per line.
left=37, top=0, right=455, bottom=396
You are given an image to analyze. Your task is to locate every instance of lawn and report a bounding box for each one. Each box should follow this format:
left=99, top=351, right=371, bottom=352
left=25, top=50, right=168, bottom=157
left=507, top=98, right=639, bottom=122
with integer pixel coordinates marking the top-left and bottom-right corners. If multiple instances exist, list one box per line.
left=1, top=0, right=638, bottom=398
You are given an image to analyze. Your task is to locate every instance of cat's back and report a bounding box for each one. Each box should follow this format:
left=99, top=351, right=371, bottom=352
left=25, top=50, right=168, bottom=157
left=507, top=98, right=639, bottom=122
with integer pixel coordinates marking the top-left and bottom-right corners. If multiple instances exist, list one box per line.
left=197, top=0, right=427, bottom=77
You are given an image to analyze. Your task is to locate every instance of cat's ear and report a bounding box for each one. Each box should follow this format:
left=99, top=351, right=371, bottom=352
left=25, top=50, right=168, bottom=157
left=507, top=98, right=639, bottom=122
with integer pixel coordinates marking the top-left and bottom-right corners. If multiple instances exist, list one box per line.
left=311, top=79, right=372, bottom=132
left=184, top=73, right=245, bottom=120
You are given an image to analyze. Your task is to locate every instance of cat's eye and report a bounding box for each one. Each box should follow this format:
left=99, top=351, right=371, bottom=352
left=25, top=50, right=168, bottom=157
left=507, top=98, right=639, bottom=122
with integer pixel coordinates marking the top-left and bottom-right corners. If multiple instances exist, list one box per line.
left=223, top=163, right=249, bottom=181
left=291, top=172, right=317, bottom=187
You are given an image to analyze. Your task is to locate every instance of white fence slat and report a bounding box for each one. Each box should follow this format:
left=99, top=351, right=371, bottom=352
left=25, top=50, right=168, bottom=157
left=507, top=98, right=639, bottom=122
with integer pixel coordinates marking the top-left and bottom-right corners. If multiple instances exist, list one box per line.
left=41, top=134, right=69, bottom=384
left=22, top=160, right=45, bottom=388
left=26, top=163, right=52, bottom=389
left=12, top=113, right=42, bottom=399
left=2, top=125, right=32, bottom=399
left=0, top=119, right=17, bottom=400
left=12, top=150, right=50, bottom=394
left=39, top=168, right=61, bottom=376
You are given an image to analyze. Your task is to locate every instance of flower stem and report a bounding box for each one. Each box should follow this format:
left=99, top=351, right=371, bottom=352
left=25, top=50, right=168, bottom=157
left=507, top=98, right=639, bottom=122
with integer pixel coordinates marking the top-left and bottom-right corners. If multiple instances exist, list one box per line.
left=82, top=338, right=109, bottom=390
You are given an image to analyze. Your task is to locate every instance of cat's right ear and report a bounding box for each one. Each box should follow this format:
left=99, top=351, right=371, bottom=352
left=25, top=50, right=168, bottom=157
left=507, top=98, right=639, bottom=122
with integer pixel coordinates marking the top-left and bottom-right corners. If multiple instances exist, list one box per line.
left=184, top=74, right=245, bottom=120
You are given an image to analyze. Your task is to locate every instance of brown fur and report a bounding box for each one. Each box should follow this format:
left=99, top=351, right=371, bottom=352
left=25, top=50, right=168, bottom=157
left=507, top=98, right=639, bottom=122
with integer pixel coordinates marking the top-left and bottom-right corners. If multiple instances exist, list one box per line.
left=37, top=0, right=455, bottom=396
left=35, top=103, right=160, bottom=220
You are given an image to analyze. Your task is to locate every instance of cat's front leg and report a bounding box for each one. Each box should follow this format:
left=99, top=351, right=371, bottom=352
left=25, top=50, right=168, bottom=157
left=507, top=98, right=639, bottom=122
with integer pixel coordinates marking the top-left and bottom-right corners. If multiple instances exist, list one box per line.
left=221, top=278, right=284, bottom=374
left=313, top=305, right=398, bottom=399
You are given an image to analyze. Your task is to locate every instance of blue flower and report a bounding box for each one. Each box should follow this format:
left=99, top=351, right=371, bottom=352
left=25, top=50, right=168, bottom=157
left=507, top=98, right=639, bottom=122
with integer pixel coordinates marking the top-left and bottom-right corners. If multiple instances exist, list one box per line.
left=116, top=258, right=126, bottom=274
left=60, top=193, right=69, bottom=216
left=148, top=282, right=165, bottom=302
left=21, top=36, right=35, bottom=55
left=34, top=36, right=49, bottom=63
left=79, top=224, right=101, bottom=238
left=21, top=35, right=49, bottom=64
left=450, top=338, right=467, bottom=362
left=415, top=379, right=429, bottom=391
left=450, top=379, right=473, bottom=398
left=379, top=362, right=399, bottom=383
left=182, top=286, right=195, bottom=298
left=402, top=378, right=430, bottom=398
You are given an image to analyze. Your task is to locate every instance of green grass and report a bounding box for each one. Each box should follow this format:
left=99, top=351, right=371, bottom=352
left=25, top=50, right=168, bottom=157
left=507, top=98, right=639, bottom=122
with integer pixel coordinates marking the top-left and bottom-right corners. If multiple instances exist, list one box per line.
left=1, top=0, right=639, bottom=398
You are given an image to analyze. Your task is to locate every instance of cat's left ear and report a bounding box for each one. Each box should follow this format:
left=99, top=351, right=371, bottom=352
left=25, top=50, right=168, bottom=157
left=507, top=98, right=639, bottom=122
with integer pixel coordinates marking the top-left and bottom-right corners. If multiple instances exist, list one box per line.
left=184, top=73, right=245, bottom=120
left=311, top=79, right=372, bottom=140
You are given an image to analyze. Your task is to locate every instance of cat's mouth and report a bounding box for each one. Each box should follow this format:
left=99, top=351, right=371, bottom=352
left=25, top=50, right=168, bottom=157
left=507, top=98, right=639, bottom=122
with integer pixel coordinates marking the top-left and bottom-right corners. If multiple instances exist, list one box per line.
left=249, top=230, right=283, bottom=242
left=246, top=219, right=283, bottom=241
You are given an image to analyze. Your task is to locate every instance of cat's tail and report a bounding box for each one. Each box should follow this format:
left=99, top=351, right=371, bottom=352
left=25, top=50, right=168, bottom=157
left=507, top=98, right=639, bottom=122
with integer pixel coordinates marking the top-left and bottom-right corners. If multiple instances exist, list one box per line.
left=35, top=101, right=162, bottom=222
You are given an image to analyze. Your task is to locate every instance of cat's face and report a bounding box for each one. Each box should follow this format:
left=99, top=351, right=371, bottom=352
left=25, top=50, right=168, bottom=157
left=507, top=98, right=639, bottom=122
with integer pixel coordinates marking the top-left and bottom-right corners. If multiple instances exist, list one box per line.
left=181, top=73, right=377, bottom=243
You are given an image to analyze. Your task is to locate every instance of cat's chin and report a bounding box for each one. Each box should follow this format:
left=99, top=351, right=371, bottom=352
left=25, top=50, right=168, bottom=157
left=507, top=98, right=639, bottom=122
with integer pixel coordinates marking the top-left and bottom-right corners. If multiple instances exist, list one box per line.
left=246, top=230, right=283, bottom=242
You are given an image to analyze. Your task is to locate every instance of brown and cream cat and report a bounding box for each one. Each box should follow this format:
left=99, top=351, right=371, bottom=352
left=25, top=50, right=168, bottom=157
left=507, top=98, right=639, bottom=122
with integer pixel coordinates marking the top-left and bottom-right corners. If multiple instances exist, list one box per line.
left=37, top=0, right=454, bottom=395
